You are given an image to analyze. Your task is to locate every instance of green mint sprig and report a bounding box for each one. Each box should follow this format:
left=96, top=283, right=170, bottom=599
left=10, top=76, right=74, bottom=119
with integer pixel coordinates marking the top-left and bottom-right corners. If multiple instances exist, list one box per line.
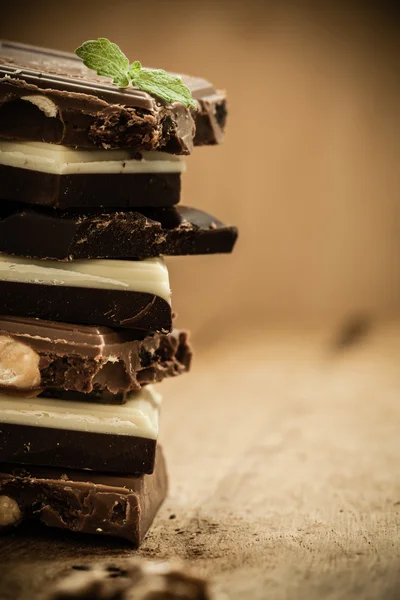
left=75, top=38, right=196, bottom=109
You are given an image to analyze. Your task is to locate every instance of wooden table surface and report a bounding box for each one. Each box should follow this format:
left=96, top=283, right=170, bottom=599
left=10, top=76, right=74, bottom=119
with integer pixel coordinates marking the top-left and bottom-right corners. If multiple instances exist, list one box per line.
left=0, top=321, right=399, bottom=599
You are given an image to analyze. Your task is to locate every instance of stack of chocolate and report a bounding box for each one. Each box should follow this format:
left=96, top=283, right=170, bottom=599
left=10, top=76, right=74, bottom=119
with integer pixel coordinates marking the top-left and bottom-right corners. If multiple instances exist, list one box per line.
left=0, top=41, right=237, bottom=545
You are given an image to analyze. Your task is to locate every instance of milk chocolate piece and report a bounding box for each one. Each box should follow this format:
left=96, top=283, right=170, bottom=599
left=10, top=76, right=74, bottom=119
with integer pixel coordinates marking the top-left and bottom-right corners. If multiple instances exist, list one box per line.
left=0, top=315, right=191, bottom=395
left=0, top=255, right=172, bottom=331
left=0, top=386, right=160, bottom=474
left=52, top=559, right=211, bottom=600
left=0, top=41, right=226, bottom=153
left=0, top=140, right=183, bottom=208
left=0, top=202, right=238, bottom=260
left=0, top=446, right=167, bottom=545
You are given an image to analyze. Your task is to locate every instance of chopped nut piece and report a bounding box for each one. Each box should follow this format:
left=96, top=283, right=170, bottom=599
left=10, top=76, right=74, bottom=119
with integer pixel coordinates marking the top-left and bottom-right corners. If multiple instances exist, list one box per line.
left=0, top=495, right=21, bottom=527
left=0, top=335, right=41, bottom=389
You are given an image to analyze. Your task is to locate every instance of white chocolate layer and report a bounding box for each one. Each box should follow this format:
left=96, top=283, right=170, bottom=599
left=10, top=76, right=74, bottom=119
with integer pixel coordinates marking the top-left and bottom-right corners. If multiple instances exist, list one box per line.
left=0, top=385, right=161, bottom=439
left=0, top=255, right=171, bottom=304
left=0, top=140, right=186, bottom=175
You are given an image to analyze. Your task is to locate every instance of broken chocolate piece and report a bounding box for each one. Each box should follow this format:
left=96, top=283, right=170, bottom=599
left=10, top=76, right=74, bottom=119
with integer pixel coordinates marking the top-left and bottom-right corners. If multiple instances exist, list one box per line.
left=0, top=386, right=160, bottom=474
left=0, top=445, right=168, bottom=545
left=0, top=316, right=191, bottom=395
left=0, top=201, right=238, bottom=260
left=51, top=558, right=211, bottom=600
left=0, top=41, right=226, bottom=153
left=0, top=255, right=172, bottom=331
left=0, top=141, right=183, bottom=208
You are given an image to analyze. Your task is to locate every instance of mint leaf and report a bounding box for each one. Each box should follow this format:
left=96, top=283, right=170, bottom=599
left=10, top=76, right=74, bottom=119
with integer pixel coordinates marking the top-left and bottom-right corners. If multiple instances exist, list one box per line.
left=131, top=67, right=197, bottom=109
left=129, top=61, right=142, bottom=78
left=75, top=38, right=130, bottom=87
left=76, top=38, right=197, bottom=108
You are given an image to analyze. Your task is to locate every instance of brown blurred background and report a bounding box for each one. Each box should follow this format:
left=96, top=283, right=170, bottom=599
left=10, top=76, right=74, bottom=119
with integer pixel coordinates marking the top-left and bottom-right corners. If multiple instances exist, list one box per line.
left=2, top=1, right=400, bottom=343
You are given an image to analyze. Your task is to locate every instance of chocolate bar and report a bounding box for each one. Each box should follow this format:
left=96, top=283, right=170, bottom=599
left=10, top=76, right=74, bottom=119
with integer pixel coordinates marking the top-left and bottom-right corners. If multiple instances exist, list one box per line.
left=0, top=41, right=226, bottom=153
left=0, top=201, right=238, bottom=260
left=51, top=559, right=211, bottom=600
left=0, top=446, right=167, bottom=545
left=0, top=316, right=191, bottom=396
left=0, top=255, right=172, bottom=331
left=0, top=141, right=183, bottom=208
left=0, top=385, right=160, bottom=473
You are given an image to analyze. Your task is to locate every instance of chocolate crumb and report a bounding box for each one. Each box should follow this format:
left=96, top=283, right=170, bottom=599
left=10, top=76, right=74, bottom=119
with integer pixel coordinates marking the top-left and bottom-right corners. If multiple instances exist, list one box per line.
left=51, top=558, right=212, bottom=599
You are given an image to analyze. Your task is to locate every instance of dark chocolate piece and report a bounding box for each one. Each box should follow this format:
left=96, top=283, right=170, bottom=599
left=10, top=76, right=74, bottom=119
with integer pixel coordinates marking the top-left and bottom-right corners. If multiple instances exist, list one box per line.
left=0, top=202, right=238, bottom=260
left=0, top=41, right=226, bottom=153
left=0, top=423, right=156, bottom=474
left=0, top=166, right=180, bottom=208
left=0, top=283, right=172, bottom=331
left=51, top=559, right=211, bottom=600
left=0, top=446, right=167, bottom=545
left=0, top=315, right=191, bottom=395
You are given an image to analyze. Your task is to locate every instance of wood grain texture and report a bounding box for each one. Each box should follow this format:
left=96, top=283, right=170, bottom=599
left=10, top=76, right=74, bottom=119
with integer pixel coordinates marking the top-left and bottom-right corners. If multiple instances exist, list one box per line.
left=0, top=322, right=399, bottom=599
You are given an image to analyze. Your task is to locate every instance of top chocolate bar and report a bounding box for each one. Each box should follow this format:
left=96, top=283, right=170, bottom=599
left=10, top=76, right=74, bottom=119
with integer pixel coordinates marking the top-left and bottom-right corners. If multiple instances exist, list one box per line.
left=0, top=41, right=227, bottom=154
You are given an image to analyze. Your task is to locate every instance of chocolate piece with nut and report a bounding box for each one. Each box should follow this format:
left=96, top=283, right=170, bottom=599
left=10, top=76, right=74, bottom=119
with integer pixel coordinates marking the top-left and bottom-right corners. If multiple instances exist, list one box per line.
left=0, top=446, right=168, bottom=544
left=0, top=316, right=192, bottom=396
